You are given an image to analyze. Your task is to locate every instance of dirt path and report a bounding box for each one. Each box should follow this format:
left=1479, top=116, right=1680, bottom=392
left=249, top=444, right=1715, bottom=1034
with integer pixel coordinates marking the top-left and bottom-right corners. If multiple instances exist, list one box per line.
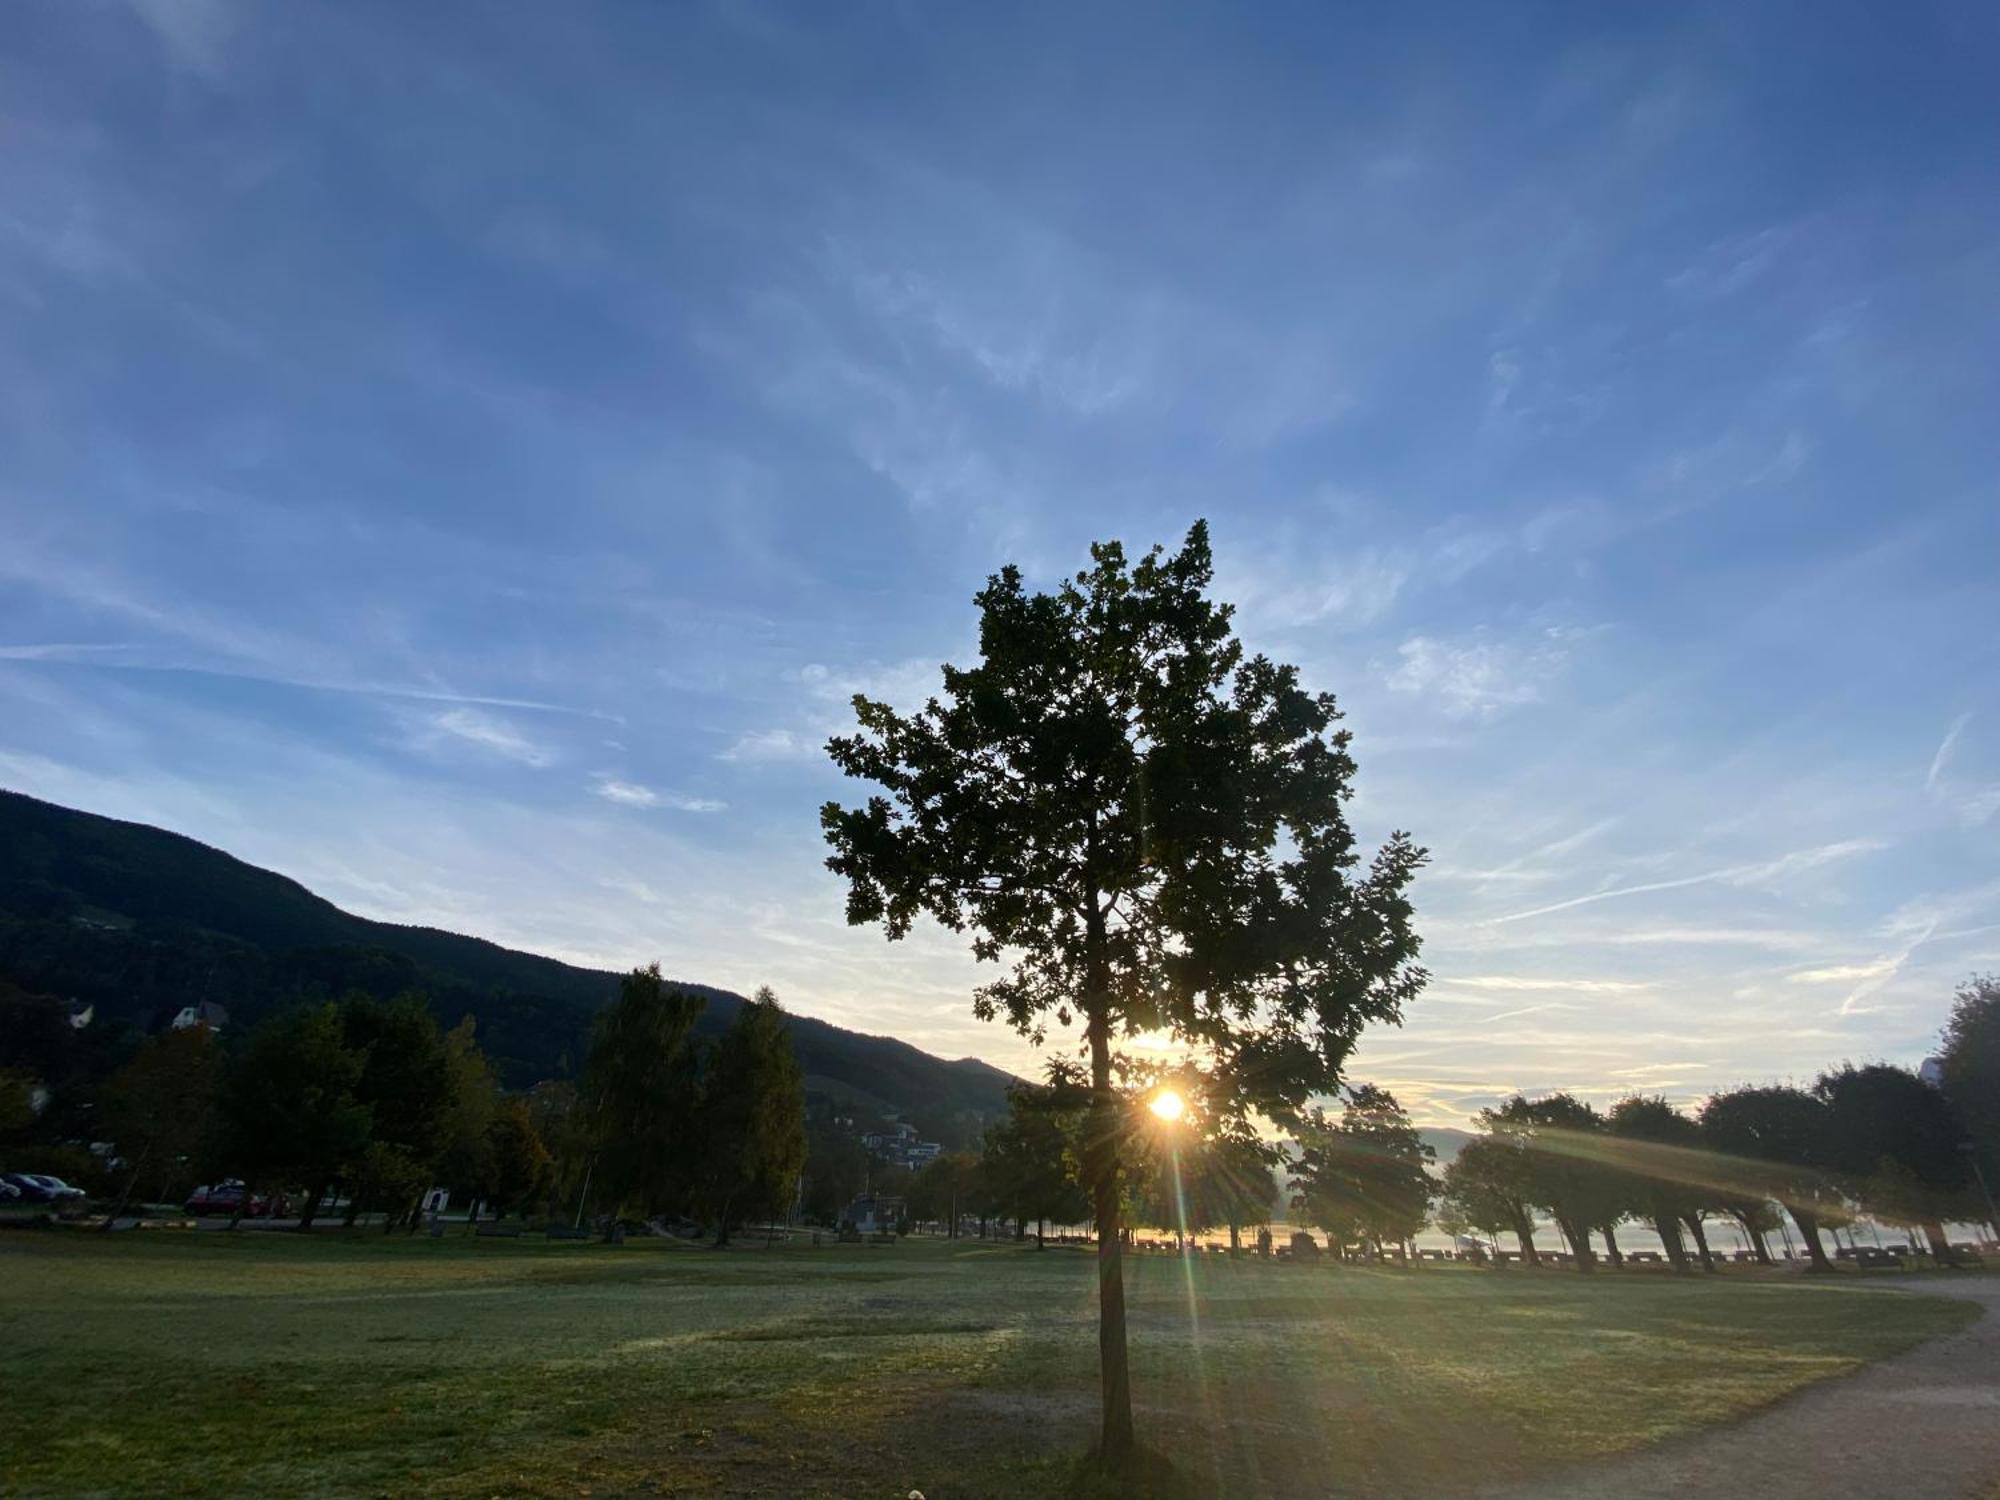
left=1480, top=1276, right=2000, bottom=1500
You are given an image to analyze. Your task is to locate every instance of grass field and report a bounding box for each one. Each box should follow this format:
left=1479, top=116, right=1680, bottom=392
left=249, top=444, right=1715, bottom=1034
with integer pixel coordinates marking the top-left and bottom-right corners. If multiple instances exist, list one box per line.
left=0, top=1231, right=1977, bottom=1499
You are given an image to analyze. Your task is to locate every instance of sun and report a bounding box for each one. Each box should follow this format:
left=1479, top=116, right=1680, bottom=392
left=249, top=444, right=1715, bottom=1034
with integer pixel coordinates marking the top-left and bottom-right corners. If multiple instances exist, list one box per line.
left=1149, top=1088, right=1186, bottom=1122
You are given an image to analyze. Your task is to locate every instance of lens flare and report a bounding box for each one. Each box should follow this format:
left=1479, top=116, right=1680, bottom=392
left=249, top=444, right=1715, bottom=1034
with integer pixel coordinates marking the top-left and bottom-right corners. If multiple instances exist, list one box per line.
left=1150, top=1088, right=1186, bottom=1122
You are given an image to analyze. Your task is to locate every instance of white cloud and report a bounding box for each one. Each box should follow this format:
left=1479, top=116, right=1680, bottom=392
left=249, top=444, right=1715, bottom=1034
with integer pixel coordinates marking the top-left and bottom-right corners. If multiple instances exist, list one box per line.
left=1787, top=958, right=1899, bottom=984
left=1486, top=837, right=1887, bottom=925
left=592, top=778, right=725, bottom=813
left=592, top=778, right=657, bottom=807
left=1383, top=628, right=1576, bottom=719
left=426, top=709, right=554, bottom=768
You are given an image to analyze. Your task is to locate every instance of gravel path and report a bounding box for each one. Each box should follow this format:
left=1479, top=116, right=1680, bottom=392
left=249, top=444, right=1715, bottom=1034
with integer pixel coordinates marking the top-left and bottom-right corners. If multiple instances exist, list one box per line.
left=1479, top=1276, right=2000, bottom=1500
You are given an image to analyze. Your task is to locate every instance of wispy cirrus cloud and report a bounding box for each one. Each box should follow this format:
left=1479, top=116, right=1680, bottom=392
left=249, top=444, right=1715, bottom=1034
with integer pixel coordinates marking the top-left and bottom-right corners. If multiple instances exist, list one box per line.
left=591, top=777, right=725, bottom=813
left=1484, top=838, right=1888, bottom=926
left=1382, top=627, right=1584, bottom=719
left=420, top=709, right=555, bottom=768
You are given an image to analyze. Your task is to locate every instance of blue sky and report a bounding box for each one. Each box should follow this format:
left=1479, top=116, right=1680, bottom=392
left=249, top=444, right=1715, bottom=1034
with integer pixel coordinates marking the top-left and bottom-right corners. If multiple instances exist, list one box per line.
left=3, top=2, right=1997, bottom=1122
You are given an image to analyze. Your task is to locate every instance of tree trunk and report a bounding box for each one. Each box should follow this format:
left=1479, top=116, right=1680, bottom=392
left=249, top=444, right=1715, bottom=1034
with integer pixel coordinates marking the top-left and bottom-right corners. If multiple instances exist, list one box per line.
left=1922, top=1220, right=1952, bottom=1259
left=298, top=1179, right=328, bottom=1232
left=1558, top=1217, right=1596, bottom=1272
left=1228, top=1221, right=1241, bottom=1256
left=1601, top=1224, right=1623, bottom=1268
left=1791, top=1208, right=1835, bottom=1272
left=100, top=1142, right=156, bottom=1231
left=1510, top=1209, right=1540, bottom=1267
left=1087, top=1004, right=1134, bottom=1458
left=1682, top=1213, right=1716, bottom=1272
left=1652, top=1212, right=1689, bottom=1272
left=1733, top=1211, right=1772, bottom=1265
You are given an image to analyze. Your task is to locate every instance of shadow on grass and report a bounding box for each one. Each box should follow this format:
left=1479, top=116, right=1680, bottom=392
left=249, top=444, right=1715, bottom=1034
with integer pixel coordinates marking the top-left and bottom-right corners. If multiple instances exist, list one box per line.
left=1065, top=1444, right=1194, bottom=1500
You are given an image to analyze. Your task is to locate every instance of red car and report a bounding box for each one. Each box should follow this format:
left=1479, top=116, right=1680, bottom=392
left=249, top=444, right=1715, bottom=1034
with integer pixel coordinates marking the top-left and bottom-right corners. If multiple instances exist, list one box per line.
left=184, top=1181, right=290, bottom=1217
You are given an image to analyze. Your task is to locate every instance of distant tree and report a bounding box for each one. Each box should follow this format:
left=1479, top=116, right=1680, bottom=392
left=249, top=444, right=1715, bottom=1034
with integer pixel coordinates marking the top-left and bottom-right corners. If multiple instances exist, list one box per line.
left=1441, top=1134, right=1541, bottom=1265
left=1725, top=1198, right=1784, bottom=1265
left=483, top=1097, right=553, bottom=1218
left=801, top=1115, right=871, bottom=1225
left=822, top=522, right=1427, bottom=1457
left=695, top=987, right=807, bottom=1246
left=1606, top=1096, right=1706, bottom=1273
left=908, top=1150, right=981, bottom=1235
left=97, top=1024, right=221, bottom=1226
left=981, top=1067, right=1090, bottom=1245
left=1939, top=976, right=2000, bottom=1234
left=434, top=1017, right=500, bottom=1213
left=339, top=995, right=453, bottom=1227
left=221, top=1003, right=371, bottom=1230
left=1700, top=1085, right=1839, bottom=1272
left=1194, top=1131, right=1281, bottom=1255
left=1481, top=1094, right=1622, bottom=1272
left=582, top=965, right=705, bottom=1221
left=527, top=1080, right=592, bottom=1223
left=1815, top=1063, right=1971, bottom=1257
left=1291, top=1085, right=1434, bottom=1258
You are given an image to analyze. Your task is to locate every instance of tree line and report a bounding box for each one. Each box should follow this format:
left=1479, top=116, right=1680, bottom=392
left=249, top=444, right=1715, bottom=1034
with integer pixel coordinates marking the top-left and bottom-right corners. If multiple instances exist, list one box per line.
left=1439, top=981, right=1998, bottom=1271
left=1, top=963, right=810, bottom=1242
left=896, top=976, right=1998, bottom=1275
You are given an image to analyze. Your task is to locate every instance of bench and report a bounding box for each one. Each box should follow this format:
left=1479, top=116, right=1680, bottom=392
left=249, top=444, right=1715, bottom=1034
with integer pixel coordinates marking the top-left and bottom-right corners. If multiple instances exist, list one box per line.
left=544, top=1226, right=591, bottom=1241
left=475, top=1222, right=524, bottom=1238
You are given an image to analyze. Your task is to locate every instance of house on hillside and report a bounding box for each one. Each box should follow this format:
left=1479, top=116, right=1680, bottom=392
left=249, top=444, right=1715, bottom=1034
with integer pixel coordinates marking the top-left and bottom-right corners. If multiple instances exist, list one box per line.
left=170, top=1001, right=230, bottom=1031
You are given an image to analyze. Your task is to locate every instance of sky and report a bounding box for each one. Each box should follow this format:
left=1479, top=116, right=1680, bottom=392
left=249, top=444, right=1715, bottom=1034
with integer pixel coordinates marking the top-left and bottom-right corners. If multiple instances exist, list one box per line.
left=3, top=1, right=1997, bottom=1125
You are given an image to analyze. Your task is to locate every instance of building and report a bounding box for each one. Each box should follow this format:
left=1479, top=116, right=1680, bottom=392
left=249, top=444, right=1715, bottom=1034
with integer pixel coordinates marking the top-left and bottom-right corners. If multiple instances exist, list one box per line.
left=170, top=1001, right=230, bottom=1031
left=861, top=1120, right=945, bottom=1170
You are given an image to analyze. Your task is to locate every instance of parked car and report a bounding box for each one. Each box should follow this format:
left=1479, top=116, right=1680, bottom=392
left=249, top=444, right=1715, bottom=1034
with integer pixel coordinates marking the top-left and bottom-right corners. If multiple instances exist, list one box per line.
left=184, top=1181, right=290, bottom=1217
left=0, top=1177, right=21, bottom=1203
left=2, top=1172, right=85, bottom=1203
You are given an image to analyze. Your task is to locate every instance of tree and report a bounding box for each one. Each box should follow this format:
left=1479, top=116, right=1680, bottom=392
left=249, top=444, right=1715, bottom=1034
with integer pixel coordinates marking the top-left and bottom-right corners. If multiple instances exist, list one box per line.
left=97, top=1024, right=220, bottom=1226
left=1815, top=1063, right=1971, bottom=1257
left=1481, top=1094, right=1623, bottom=1272
left=483, top=1097, right=553, bottom=1218
left=527, top=1080, right=592, bottom=1223
left=908, top=1150, right=981, bottom=1235
left=1439, top=1135, right=1539, bottom=1264
left=221, top=1004, right=371, bottom=1230
left=981, top=1074, right=1090, bottom=1245
left=1939, top=976, right=2000, bottom=1235
left=1193, top=1131, right=1281, bottom=1254
left=822, top=522, right=1427, bottom=1457
left=582, top=965, right=705, bottom=1221
left=1700, top=1085, right=1840, bottom=1272
left=695, top=987, right=807, bottom=1246
left=1606, top=1096, right=1706, bottom=1273
left=1290, top=1085, right=1433, bottom=1258
left=340, top=995, right=453, bottom=1227
left=801, top=1114, right=871, bottom=1225
left=435, top=1017, right=500, bottom=1214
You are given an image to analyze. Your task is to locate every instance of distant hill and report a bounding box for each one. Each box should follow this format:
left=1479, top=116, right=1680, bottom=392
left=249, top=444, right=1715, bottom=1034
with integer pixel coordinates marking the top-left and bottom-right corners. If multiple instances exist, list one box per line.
left=0, top=789, right=1014, bottom=1146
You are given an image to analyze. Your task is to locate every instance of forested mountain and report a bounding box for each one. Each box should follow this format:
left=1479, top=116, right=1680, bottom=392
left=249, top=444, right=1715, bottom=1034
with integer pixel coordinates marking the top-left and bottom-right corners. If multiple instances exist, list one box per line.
left=0, top=789, right=1012, bottom=1146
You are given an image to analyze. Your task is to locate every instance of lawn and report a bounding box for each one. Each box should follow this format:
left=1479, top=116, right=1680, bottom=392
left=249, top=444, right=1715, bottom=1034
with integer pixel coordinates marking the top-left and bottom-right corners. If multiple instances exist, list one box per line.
left=0, top=1231, right=1977, bottom=1499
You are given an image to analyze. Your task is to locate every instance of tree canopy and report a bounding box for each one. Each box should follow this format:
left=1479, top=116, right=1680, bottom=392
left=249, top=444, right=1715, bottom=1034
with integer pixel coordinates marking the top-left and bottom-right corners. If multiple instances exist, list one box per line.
left=822, top=522, right=1427, bottom=1454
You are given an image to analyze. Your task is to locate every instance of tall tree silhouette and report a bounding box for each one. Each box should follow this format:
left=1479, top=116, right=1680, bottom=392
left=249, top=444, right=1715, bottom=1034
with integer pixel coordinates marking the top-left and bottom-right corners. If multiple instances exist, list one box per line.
left=582, top=965, right=704, bottom=1220
left=697, top=986, right=807, bottom=1246
left=823, top=521, right=1426, bottom=1457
